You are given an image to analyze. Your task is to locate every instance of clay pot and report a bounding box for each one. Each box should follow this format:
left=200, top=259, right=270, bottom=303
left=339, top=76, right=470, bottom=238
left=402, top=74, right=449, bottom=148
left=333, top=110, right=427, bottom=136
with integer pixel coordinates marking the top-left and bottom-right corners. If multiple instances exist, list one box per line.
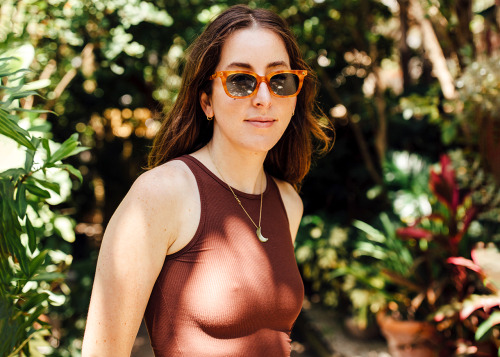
left=376, top=312, right=440, bottom=357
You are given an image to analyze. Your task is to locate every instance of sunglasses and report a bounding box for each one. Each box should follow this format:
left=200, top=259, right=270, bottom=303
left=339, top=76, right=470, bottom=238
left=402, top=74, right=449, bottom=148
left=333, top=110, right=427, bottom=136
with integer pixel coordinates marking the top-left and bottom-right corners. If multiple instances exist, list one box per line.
left=209, top=70, right=307, bottom=99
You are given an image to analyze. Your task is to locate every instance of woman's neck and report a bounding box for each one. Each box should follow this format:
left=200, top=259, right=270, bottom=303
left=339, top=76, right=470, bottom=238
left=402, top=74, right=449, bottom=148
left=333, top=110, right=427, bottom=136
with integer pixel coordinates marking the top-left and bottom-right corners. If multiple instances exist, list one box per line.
left=198, top=140, right=267, bottom=195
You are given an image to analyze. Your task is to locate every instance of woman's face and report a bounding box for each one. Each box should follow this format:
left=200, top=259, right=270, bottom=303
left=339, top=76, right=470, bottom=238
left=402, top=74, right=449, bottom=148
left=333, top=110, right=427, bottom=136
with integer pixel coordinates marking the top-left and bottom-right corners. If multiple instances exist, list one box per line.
left=201, top=27, right=296, bottom=154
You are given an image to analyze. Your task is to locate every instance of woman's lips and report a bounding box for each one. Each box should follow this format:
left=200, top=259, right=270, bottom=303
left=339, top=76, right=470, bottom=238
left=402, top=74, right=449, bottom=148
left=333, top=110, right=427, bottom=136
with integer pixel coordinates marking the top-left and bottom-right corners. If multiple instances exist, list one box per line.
left=245, top=117, right=276, bottom=128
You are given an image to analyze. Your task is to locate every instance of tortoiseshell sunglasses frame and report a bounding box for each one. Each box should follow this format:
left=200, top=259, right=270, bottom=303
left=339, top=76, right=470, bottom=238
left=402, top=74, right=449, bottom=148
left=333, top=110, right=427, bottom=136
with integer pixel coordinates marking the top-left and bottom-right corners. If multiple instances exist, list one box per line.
left=209, top=70, right=308, bottom=99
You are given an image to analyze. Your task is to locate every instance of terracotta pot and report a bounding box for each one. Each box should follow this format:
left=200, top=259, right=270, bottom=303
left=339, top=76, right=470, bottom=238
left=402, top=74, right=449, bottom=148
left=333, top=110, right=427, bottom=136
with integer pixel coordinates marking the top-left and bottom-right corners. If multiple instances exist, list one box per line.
left=376, top=312, right=440, bottom=357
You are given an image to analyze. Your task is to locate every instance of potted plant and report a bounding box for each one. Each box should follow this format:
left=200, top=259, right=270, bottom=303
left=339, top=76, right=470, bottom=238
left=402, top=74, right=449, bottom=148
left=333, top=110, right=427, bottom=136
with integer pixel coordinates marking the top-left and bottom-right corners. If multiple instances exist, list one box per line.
left=295, top=214, right=386, bottom=339
left=353, top=154, right=500, bottom=356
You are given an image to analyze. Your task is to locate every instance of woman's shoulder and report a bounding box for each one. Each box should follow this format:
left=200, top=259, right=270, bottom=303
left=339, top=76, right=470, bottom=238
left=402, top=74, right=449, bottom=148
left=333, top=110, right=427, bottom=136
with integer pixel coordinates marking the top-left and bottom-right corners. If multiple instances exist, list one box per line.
left=131, top=159, right=196, bottom=199
left=119, top=159, right=200, bottom=253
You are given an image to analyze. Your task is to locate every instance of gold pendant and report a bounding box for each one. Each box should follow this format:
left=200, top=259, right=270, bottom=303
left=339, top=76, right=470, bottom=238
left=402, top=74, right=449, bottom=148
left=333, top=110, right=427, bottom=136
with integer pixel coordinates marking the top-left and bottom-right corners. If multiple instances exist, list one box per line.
left=256, top=227, right=268, bottom=243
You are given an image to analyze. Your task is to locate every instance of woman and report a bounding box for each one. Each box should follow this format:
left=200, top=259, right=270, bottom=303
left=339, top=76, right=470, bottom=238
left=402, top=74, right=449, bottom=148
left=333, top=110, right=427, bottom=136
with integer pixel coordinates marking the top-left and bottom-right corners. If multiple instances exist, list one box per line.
left=82, top=5, right=331, bottom=357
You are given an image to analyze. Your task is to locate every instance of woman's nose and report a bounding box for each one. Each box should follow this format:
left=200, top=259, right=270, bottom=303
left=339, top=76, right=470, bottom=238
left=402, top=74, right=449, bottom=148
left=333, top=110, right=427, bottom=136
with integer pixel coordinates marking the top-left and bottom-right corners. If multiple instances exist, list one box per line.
left=252, top=81, right=272, bottom=107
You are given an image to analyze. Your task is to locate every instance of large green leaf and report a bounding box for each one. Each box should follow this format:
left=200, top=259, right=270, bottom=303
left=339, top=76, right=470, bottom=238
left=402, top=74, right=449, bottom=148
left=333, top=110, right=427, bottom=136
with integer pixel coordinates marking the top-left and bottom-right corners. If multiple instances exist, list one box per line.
left=13, top=239, right=30, bottom=277
left=30, top=272, right=66, bottom=281
left=0, top=168, right=26, bottom=180
left=41, top=138, right=51, bottom=158
left=475, top=311, right=500, bottom=341
left=9, top=90, right=40, bottom=100
left=24, top=148, right=34, bottom=172
left=353, top=220, right=387, bottom=243
left=24, top=181, right=51, bottom=199
left=56, top=163, right=83, bottom=182
left=47, top=133, right=86, bottom=164
left=20, top=78, right=51, bottom=92
left=0, top=109, right=35, bottom=150
left=34, top=178, right=60, bottom=195
left=15, top=184, right=27, bottom=219
left=20, top=293, right=49, bottom=313
left=25, top=216, right=36, bottom=255
left=28, top=250, right=48, bottom=275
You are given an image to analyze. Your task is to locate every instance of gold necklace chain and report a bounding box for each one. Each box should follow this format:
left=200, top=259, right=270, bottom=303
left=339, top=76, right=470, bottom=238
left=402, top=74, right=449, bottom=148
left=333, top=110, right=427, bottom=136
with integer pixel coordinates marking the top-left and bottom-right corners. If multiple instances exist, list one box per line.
left=208, top=146, right=268, bottom=242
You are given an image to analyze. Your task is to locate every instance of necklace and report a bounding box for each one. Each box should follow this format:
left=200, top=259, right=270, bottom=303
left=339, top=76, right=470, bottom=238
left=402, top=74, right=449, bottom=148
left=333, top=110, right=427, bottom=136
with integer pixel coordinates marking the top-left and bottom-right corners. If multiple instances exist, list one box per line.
left=208, top=146, right=268, bottom=243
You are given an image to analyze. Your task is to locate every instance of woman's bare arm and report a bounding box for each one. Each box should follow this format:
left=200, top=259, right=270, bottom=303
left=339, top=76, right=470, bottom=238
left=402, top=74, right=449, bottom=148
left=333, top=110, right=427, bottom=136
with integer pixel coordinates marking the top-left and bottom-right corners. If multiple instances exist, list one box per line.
left=81, top=164, right=191, bottom=356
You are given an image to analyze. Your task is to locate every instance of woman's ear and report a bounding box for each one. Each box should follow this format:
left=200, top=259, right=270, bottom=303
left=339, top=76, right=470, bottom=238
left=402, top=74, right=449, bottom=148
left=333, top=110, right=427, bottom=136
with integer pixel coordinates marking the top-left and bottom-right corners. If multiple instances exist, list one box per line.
left=200, top=92, right=214, bottom=118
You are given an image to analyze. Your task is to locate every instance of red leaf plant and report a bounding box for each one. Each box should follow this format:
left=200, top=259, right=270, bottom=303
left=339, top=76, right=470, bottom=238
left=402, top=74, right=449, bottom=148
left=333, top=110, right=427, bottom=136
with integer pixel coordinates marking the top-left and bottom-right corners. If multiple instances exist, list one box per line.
left=389, top=155, right=500, bottom=353
left=396, top=154, right=477, bottom=256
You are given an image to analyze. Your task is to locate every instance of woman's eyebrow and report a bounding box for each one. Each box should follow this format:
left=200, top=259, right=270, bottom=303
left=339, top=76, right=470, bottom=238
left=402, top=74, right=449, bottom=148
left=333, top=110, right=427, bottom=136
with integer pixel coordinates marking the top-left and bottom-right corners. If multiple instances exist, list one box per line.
left=225, top=60, right=289, bottom=70
left=267, top=60, right=289, bottom=69
left=226, top=62, right=252, bottom=69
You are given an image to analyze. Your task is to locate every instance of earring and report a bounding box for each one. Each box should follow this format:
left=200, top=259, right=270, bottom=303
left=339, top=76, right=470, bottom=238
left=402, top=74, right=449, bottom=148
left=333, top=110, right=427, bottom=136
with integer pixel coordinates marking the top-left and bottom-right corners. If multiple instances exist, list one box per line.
left=292, top=110, right=295, bottom=117
left=207, top=115, right=213, bottom=121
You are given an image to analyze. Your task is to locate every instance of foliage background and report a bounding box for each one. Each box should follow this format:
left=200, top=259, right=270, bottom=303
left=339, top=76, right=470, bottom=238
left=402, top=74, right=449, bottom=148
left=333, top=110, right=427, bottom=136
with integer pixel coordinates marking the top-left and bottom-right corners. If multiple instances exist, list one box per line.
left=1, top=0, right=500, bottom=355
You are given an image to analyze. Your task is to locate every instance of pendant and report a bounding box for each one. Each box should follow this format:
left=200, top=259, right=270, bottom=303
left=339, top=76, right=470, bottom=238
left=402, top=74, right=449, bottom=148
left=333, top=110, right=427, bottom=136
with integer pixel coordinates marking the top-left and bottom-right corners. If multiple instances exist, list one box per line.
left=256, top=227, right=268, bottom=243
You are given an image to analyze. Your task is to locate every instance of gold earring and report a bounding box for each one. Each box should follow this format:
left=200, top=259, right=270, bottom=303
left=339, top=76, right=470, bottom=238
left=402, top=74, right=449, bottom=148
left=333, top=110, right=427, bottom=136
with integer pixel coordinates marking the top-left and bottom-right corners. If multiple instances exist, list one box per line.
left=292, top=110, right=295, bottom=117
left=207, top=115, right=213, bottom=121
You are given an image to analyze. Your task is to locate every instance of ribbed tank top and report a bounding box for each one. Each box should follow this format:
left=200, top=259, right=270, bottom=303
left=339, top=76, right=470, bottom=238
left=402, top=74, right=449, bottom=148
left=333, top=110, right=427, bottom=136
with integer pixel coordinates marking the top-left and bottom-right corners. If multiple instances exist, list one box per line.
left=144, top=155, right=304, bottom=357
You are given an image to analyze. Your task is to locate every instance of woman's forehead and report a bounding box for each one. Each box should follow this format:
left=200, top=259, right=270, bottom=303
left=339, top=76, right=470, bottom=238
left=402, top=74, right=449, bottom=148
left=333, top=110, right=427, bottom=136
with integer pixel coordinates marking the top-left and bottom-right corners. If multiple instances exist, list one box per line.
left=217, top=27, right=291, bottom=71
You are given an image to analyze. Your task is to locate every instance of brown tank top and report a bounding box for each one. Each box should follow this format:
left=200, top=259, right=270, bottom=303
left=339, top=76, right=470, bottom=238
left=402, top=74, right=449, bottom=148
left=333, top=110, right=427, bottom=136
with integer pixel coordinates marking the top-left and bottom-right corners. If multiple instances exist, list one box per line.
left=144, top=155, right=304, bottom=357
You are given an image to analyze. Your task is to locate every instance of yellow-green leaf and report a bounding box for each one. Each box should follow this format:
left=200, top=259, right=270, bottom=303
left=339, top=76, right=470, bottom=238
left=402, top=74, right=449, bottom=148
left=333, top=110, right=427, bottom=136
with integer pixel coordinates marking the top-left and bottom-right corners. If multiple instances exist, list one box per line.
left=25, top=216, right=36, bottom=254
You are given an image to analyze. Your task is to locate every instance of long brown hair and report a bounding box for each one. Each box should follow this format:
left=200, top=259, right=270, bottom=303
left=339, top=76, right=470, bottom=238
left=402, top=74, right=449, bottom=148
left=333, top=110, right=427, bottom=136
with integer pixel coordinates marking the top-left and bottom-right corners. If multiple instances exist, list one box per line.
left=148, top=5, right=333, bottom=187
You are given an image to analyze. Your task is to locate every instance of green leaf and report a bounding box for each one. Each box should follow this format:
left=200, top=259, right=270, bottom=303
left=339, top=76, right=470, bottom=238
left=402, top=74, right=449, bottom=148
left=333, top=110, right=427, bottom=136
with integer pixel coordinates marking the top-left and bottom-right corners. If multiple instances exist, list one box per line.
left=20, top=293, right=49, bottom=313
left=24, top=182, right=51, bottom=199
left=353, top=220, right=386, bottom=243
left=20, top=304, right=47, bottom=329
left=0, top=83, right=24, bottom=93
left=1, top=193, right=12, bottom=227
left=29, top=250, right=48, bottom=274
left=13, top=241, right=30, bottom=277
left=10, top=90, right=40, bottom=100
left=25, top=216, right=36, bottom=254
left=0, top=55, right=20, bottom=64
left=41, top=138, right=51, bottom=158
left=24, top=149, right=34, bottom=172
left=0, top=168, right=26, bottom=179
left=30, top=272, right=66, bottom=281
left=29, top=122, right=51, bottom=133
left=0, top=109, right=35, bottom=150
left=56, top=163, right=83, bottom=182
left=34, top=179, right=60, bottom=195
left=15, top=184, right=27, bottom=219
left=4, top=113, right=30, bottom=133
left=0, top=68, right=28, bottom=80
left=14, top=108, right=55, bottom=114
left=475, top=311, right=500, bottom=341
left=20, top=78, right=51, bottom=91
left=48, top=133, right=79, bottom=164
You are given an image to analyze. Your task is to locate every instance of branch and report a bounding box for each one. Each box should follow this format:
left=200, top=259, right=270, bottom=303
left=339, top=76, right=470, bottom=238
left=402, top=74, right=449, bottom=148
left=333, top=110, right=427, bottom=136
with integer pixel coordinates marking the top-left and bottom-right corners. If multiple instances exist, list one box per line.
left=23, top=59, right=57, bottom=110
left=410, top=0, right=458, bottom=100
left=41, top=43, right=94, bottom=118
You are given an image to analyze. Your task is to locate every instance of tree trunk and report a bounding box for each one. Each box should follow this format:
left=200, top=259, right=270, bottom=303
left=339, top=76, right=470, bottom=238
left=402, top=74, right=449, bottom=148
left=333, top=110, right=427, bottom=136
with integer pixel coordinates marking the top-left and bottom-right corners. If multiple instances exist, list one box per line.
left=455, top=0, right=474, bottom=60
left=398, top=0, right=411, bottom=92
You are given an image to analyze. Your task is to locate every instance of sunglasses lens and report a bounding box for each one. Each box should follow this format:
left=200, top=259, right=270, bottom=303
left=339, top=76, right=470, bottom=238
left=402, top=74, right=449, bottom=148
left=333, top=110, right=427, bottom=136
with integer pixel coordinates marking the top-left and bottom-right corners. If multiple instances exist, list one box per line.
left=270, top=73, right=300, bottom=96
left=226, top=73, right=257, bottom=97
